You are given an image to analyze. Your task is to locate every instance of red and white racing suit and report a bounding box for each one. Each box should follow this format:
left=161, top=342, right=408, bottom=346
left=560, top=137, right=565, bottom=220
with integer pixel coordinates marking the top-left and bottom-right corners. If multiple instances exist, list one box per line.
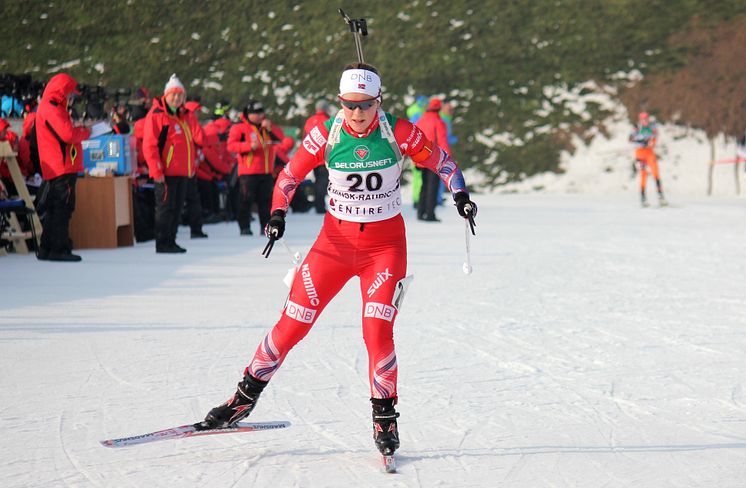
left=246, top=110, right=469, bottom=399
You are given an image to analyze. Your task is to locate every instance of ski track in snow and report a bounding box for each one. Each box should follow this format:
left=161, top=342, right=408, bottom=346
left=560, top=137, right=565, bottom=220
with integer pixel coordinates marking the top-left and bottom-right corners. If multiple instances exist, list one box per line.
left=1, top=194, right=746, bottom=487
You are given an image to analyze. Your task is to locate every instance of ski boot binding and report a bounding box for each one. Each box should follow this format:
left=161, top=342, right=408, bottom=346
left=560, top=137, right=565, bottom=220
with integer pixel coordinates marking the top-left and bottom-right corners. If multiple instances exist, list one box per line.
left=197, top=374, right=267, bottom=430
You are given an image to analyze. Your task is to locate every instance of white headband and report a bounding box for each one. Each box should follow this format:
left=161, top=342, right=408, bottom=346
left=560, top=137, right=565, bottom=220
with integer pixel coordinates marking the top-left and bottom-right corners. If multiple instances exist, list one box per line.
left=339, top=69, right=381, bottom=99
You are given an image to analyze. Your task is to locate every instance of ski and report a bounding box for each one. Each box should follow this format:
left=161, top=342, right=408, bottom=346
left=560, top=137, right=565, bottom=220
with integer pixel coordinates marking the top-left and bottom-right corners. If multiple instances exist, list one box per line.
left=100, top=420, right=290, bottom=448
left=382, top=453, right=397, bottom=473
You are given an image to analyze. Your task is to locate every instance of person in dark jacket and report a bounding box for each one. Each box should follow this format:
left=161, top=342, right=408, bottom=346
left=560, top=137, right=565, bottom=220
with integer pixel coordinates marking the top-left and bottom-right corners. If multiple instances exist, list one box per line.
left=142, top=74, right=205, bottom=253
left=35, top=73, right=91, bottom=261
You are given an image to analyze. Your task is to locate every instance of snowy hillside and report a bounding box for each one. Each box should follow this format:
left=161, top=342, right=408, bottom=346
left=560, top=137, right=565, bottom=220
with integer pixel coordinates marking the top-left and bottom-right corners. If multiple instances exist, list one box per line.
left=499, top=89, right=746, bottom=200
left=2, top=191, right=746, bottom=487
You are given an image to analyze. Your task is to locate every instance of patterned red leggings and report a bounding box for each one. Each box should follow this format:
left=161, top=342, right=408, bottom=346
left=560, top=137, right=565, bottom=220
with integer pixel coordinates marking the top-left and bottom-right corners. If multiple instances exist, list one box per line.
left=247, top=213, right=407, bottom=399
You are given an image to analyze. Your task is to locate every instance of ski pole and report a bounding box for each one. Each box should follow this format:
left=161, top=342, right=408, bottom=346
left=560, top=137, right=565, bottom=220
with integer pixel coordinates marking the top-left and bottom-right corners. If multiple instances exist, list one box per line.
left=281, top=239, right=303, bottom=266
left=463, top=219, right=473, bottom=275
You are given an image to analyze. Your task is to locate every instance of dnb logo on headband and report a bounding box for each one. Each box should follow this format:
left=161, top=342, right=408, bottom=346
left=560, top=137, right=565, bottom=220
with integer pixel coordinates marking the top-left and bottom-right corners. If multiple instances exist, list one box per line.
left=353, top=145, right=370, bottom=161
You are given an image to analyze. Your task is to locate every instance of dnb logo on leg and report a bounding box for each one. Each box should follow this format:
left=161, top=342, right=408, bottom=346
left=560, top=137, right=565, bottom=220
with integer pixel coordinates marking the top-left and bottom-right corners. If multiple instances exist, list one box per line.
left=285, top=300, right=317, bottom=324
left=364, top=302, right=396, bottom=322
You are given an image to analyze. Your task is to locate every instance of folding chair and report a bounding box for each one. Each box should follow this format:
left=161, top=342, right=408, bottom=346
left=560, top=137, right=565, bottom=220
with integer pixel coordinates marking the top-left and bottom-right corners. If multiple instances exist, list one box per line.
left=0, top=198, right=39, bottom=256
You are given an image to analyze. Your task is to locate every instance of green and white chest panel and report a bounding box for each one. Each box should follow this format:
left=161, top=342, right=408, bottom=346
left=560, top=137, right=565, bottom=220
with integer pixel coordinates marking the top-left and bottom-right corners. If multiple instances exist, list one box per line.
left=325, top=110, right=404, bottom=223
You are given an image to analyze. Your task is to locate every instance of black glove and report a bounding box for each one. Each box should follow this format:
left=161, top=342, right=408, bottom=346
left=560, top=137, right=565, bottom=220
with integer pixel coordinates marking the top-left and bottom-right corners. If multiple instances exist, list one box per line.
left=454, top=192, right=477, bottom=235
left=266, top=210, right=286, bottom=239
left=261, top=210, right=286, bottom=258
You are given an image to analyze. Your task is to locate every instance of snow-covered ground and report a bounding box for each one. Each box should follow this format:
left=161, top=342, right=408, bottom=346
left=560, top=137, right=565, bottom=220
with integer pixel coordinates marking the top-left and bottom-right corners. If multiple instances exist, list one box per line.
left=2, top=189, right=745, bottom=487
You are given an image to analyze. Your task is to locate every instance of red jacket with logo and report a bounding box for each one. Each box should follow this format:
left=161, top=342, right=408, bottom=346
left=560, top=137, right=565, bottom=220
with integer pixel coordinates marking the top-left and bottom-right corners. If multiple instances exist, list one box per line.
left=35, top=73, right=91, bottom=180
left=142, top=97, right=205, bottom=179
left=227, top=115, right=283, bottom=176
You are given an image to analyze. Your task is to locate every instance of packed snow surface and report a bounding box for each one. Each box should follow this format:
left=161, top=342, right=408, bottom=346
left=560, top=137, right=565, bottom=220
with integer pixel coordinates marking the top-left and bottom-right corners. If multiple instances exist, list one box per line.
left=2, top=193, right=745, bottom=487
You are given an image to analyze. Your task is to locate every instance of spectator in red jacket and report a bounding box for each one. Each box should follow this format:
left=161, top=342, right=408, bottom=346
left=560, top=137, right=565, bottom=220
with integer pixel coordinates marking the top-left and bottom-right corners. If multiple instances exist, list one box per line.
left=35, top=73, right=91, bottom=261
left=415, top=97, right=451, bottom=222
left=227, top=100, right=284, bottom=235
left=130, top=87, right=152, bottom=178
left=182, top=100, right=209, bottom=238
left=304, top=100, right=331, bottom=213
left=0, top=118, right=21, bottom=195
left=142, top=74, right=205, bottom=253
left=201, top=116, right=234, bottom=221
left=17, top=112, right=38, bottom=177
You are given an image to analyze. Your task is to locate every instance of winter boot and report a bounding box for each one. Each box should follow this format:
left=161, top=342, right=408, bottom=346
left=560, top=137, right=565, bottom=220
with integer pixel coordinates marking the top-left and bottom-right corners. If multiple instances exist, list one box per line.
left=371, top=397, right=400, bottom=455
left=640, top=191, right=649, bottom=208
left=198, top=374, right=267, bottom=430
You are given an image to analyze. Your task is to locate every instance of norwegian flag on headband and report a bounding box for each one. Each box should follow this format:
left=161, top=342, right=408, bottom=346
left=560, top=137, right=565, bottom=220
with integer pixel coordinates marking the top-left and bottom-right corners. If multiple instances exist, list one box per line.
left=358, top=83, right=366, bottom=89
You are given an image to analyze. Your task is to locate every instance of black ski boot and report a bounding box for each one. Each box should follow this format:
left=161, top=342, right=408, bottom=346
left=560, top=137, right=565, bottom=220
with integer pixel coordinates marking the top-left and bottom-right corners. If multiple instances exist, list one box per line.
left=198, top=374, right=267, bottom=430
left=371, top=397, right=400, bottom=455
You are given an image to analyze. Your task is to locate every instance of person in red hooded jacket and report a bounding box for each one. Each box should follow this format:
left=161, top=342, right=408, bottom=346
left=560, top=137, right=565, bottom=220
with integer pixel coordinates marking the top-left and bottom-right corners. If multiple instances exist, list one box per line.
left=227, top=100, right=284, bottom=235
left=35, top=73, right=91, bottom=261
left=415, top=97, right=451, bottom=222
left=142, top=74, right=205, bottom=253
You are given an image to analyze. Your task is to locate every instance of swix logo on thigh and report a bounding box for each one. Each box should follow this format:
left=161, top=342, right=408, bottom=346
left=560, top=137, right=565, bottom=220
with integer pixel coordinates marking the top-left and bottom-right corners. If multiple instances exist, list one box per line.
left=364, top=302, right=396, bottom=322
left=285, top=300, right=316, bottom=324
left=367, top=268, right=393, bottom=297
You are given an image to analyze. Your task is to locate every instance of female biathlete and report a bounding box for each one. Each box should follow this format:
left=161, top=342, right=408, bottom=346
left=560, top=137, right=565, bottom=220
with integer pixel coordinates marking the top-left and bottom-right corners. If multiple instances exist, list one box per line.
left=200, top=63, right=478, bottom=457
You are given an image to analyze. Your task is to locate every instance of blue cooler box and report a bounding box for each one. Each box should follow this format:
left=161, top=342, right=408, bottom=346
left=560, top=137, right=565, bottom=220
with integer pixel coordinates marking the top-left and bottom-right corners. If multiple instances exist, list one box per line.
left=82, top=134, right=132, bottom=175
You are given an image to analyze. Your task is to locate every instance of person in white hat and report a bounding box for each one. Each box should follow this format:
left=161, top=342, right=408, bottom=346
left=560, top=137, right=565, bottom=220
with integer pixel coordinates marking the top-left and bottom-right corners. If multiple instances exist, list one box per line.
left=142, top=74, right=205, bottom=253
left=201, top=62, right=477, bottom=459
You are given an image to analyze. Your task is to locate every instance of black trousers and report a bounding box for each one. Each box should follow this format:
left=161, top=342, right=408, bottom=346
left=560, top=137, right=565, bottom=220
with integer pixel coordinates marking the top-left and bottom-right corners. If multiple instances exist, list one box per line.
left=197, top=179, right=218, bottom=216
left=238, top=174, right=273, bottom=233
left=39, top=173, right=77, bottom=255
left=418, top=169, right=439, bottom=220
left=154, top=176, right=188, bottom=248
left=184, top=176, right=203, bottom=233
left=313, top=165, right=329, bottom=213
left=133, top=184, right=155, bottom=242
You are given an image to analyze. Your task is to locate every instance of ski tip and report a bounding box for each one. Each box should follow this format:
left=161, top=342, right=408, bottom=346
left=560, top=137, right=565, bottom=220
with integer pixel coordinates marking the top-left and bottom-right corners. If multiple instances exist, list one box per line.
left=382, top=454, right=397, bottom=473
